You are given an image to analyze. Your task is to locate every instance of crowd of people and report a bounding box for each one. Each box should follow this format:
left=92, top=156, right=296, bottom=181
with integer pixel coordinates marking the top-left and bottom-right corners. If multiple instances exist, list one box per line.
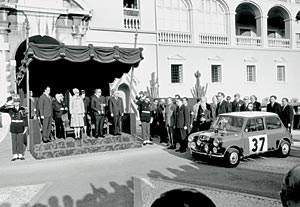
left=135, top=92, right=295, bottom=153
left=0, top=86, right=125, bottom=161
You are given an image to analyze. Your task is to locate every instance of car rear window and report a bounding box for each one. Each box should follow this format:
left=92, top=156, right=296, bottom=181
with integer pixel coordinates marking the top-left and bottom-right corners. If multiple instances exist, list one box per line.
left=265, top=116, right=281, bottom=130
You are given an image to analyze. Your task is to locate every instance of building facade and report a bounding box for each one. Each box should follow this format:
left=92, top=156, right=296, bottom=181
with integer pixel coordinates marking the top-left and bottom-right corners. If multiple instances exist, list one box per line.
left=0, top=0, right=300, bottom=106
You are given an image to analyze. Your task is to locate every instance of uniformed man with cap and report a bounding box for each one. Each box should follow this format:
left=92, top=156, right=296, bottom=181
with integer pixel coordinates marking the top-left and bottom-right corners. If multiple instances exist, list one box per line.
left=0, top=97, right=27, bottom=161
left=136, top=93, right=153, bottom=145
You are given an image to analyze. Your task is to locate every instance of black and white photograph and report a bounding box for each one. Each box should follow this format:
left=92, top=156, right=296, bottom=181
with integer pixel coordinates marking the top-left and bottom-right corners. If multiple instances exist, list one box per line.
left=0, top=0, right=300, bottom=206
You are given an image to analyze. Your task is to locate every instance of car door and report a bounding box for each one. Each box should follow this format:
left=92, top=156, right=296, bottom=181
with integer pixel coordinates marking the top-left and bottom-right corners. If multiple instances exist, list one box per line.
left=265, top=116, right=285, bottom=150
left=243, top=118, right=268, bottom=156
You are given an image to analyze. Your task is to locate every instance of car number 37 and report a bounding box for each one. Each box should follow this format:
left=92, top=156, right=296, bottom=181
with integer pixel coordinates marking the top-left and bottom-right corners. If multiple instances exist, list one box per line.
left=248, top=135, right=268, bottom=154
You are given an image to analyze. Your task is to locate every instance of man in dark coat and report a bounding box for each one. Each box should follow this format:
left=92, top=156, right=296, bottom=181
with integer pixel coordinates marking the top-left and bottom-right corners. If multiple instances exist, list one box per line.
left=231, top=93, right=244, bottom=112
left=52, top=94, right=67, bottom=139
left=38, top=86, right=53, bottom=143
left=250, top=95, right=261, bottom=111
left=280, top=98, right=294, bottom=132
left=91, top=88, right=106, bottom=138
left=216, top=92, right=231, bottom=116
left=81, top=90, right=91, bottom=136
left=267, top=95, right=281, bottom=116
left=174, top=98, right=189, bottom=153
left=157, top=99, right=168, bottom=144
left=108, top=90, right=124, bottom=135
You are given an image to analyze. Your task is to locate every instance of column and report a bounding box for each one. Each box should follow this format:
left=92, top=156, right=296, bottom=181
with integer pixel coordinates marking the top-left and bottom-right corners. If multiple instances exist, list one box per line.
left=256, top=15, right=268, bottom=48
left=0, top=9, right=11, bottom=128
left=285, top=18, right=294, bottom=48
left=227, top=12, right=236, bottom=46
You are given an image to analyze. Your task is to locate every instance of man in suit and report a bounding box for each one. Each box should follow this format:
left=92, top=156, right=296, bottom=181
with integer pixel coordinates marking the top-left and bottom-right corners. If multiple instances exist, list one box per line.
left=280, top=98, right=294, bottom=132
left=109, top=90, right=124, bottom=135
left=38, top=86, right=53, bottom=143
left=250, top=95, right=261, bottom=111
left=267, top=95, right=281, bottom=116
left=231, top=93, right=244, bottom=112
left=182, top=97, right=193, bottom=134
left=216, top=92, right=231, bottom=116
left=52, top=93, right=67, bottom=139
left=91, top=88, right=106, bottom=138
left=81, top=90, right=91, bottom=136
left=174, top=98, right=189, bottom=153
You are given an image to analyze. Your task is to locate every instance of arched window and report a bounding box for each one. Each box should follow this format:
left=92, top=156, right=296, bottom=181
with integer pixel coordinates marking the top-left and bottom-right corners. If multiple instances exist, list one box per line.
left=157, top=0, right=190, bottom=32
left=197, top=0, right=227, bottom=34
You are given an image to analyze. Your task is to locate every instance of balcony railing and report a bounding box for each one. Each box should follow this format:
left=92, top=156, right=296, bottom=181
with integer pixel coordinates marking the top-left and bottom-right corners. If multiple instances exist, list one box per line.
left=236, top=36, right=262, bottom=47
left=124, top=16, right=140, bottom=30
left=158, top=31, right=192, bottom=44
left=199, top=34, right=229, bottom=45
left=268, top=38, right=290, bottom=48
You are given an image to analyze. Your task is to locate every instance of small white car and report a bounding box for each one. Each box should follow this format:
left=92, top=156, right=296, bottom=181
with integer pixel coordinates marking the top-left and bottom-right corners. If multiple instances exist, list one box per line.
left=188, top=112, right=293, bottom=167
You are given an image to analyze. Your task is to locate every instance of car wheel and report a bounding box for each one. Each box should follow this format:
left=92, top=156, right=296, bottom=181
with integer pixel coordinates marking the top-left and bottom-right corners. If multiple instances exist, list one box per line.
left=225, top=148, right=240, bottom=168
left=278, top=140, right=291, bottom=158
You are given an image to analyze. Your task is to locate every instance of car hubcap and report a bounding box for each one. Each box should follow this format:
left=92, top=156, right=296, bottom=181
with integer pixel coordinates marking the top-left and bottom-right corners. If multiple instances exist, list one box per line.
left=230, top=152, right=238, bottom=164
left=282, top=143, right=289, bottom=155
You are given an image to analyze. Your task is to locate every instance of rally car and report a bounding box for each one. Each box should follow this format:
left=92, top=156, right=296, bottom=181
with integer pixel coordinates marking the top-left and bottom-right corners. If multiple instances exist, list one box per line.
left=188, top=112, right=293, bottom=168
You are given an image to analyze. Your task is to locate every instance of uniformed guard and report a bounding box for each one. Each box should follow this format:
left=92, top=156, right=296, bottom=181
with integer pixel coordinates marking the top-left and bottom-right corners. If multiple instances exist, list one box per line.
left=0, top=97, right=28, bottom=161
left=136, top=93, right=153, bottom=145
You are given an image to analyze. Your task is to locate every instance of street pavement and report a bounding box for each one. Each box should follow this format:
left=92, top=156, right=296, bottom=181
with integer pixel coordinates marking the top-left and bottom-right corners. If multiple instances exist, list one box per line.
left=0, top=124, right=300, bottom=206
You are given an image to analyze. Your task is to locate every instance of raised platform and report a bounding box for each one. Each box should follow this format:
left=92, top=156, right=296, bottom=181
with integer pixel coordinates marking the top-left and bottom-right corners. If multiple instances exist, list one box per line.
left=31, top=133, right=143, bottom=160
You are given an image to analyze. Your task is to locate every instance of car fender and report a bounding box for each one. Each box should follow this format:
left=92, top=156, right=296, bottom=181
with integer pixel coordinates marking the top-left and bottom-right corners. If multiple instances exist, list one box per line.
left=224, top=145, right=243, bottom=156
left=277, top=138, right=291, bottom=149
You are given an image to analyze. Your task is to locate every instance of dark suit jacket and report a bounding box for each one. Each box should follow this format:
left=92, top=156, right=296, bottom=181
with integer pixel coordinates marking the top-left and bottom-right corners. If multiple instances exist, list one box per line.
left=216, top=100, right=231, bottom=116
left=232, top=100, right=244, bottom=112
left=252, top=101, right=261, bottom=111
left=91, top=95, right=106, bottom=116
left=175, top=105, right=189, bottom=129
left=267, top=102, right=281, bottom=116
left=280, top=105, right=294, bottom=128
left=38, top=93, right=52, bottom=118
left=109, top=97, right=124, bottom=116
left=52, top=99, right=66, bottom=119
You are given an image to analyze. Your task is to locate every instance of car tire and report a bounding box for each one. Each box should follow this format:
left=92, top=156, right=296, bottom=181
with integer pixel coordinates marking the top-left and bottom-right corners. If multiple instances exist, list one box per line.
left=225, top=148, right=240, bottom=168
left=278, top=140, right=291, bottom=158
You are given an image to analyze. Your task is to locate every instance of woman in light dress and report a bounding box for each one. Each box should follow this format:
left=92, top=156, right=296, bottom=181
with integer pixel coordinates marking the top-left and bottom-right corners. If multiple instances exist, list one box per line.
left=70, top=88, right=85, bottom=139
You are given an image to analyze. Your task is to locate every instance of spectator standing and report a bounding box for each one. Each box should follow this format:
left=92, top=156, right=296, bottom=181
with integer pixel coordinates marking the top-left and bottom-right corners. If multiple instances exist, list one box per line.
left=280, top=98, right=294, bottom=132
left=216, top=92, right=231, bottom=116
left=250, top=95, right=261, bottom=111
left=70, top=88, right=85, bottom=139
left=136, top=94, right=153, bottom=145
left=0, top=97, right=27, bottom=161
left=211, top=95, right=218, bottom=120
left=166, top=97, right=176, bottom=149
left=38, top=86, right=53, bottom=143
left=108, top=90, right=124, bottom=136
left=52, top=94, right=67, bottom=139
left=182, top=97, right=193, bottom=134
left=157, top=99, right=168, bottom=145
left=231, top=93, right=244, bottom=112
left=90, top=89, right=106, bottom=138
left=191, top=98, right=201, bottom=133
left=280, top=165, right=300, bottom=207
left=267, top=95, right=282, bottom=116
left=174, top=98, right=189, bottom=153
left=241, top=96, right=251, bottom=111
left=150, top=98, right=159, bottom=139
left=226, top=96, right=232, bottom=112
left=197, top=101, right=212, bottom=131
left=81, top=90, right=91, bottom=136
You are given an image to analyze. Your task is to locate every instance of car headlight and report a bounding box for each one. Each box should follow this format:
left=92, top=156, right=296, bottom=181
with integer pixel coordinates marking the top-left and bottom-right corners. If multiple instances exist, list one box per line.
left=196, top=139, right=201, bottom=146
left=213, top=138, right=220, bottom=147
left=212, top=147, right=218, bottom=153
left=188, top=135, right=195, bottom=142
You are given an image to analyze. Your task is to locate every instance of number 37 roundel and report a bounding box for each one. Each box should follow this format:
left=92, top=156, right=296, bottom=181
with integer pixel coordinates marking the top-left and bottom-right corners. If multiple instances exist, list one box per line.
left=248, top=134, right=268, bottom=154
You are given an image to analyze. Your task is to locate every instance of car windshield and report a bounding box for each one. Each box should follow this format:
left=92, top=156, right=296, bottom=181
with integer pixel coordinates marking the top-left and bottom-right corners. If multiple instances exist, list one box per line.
left=212, top=116, right=244, bottom=132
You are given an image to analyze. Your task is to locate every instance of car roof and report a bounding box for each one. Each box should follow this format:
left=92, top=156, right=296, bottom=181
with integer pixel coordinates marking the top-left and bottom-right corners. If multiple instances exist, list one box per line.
left=219, top=111, right=279, bottom=118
